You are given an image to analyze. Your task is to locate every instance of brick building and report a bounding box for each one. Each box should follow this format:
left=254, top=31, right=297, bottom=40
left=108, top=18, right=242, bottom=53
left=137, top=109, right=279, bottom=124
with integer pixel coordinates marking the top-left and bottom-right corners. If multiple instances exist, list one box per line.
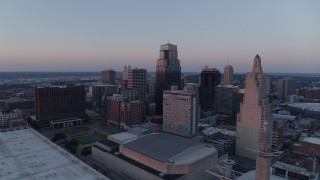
left=35, top=85, right=86, bottom=126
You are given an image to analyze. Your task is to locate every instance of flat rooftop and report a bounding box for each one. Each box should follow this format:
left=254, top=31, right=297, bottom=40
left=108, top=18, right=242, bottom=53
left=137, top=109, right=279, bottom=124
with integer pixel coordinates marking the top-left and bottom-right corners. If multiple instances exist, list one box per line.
left=302, top=137, right=320, bottom=145
left=273, top=113, right=296, bottom=121
left=288, top=102, right=320, bottom=111
left=0, top=127, right=108, bottom=180
left=237, top=170, right=285, bottom=180
left=108, top=132, right=138, bottom=144
left=123, top=133, right=216, bottom=163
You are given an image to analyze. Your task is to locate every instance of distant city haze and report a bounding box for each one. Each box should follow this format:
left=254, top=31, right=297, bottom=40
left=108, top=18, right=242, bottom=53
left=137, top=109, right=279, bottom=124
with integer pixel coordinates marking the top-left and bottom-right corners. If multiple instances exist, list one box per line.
left=1, top=0, right=319, bottom=73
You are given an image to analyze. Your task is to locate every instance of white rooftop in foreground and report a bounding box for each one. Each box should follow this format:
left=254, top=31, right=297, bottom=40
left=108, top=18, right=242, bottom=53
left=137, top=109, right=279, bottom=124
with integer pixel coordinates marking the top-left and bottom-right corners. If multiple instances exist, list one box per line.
left=0, top=127, right=108, bottom=180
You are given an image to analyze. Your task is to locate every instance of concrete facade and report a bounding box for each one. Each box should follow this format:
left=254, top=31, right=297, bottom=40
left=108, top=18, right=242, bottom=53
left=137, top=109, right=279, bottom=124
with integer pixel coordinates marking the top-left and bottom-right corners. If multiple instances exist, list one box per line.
left=277, top=78, right=296, bottom=99
left=236, top=55, right=273, bottom=160
left=163, top=84, right=199, bottom=137
left=92, top=133, right=218, bottom=180
left=0, top=110, right=18, bottom=127
left=101, top=69, right=116, bottom=84
left=223, top=65, right=233, bottom=85
left=128, top=68, right=147, bottom=101
left=0, top=127, right=108, bottom=180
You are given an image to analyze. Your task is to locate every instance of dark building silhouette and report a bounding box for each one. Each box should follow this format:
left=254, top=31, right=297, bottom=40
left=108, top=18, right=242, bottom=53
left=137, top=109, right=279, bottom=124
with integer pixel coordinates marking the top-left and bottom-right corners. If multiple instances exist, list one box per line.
left=155, top=43, right=181, bottom=114
left=35, top=85, right=85, bottom=126
left=231, top=90, right=244, bottom=125
left=199, top=66, right=221, bottom=112
left=92, top=84, right=118, bottom=114
left=277, top=78, right=296, bottom=99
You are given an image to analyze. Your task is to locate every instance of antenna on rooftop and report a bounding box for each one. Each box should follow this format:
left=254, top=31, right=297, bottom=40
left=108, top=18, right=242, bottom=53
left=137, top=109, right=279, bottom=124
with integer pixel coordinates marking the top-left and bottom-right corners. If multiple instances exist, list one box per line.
left=206, top=146, right=243, bottom=179
left=206, top=157, right=243, bottom=180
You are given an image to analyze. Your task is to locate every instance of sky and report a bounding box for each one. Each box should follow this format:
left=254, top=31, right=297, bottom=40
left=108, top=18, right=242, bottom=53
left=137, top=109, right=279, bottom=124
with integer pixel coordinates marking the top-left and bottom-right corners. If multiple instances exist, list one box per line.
left=0, top=0, right=319, bottom=73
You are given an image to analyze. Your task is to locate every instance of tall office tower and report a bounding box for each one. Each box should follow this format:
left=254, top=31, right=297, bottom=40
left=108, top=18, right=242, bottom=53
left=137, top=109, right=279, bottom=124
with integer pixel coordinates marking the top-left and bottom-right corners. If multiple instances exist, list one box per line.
left=236, top=55, right=272, bottom=160
left=223, top=65, right=233, bottom=85
left=155, top=43, right=181, bottom=115
left=231, top=89, right=244, bottom=125
left=92, top=84, right=118, bottom=113
left=128, top=68, right=147, bottom=101
left=277, top=78, right=296, bottom=99
left=148, top=74, right=156, bottom=94
left=101, top=69, right=116, bottom=84
left=122, top=65, right=131, bottom=81
left=35, top=85, right=86, bottom=126
left=163, top=83, right=199, bottom=137
left=199, top=66, right=221, bottom=112
left=214, top=85, right=239, bottom=116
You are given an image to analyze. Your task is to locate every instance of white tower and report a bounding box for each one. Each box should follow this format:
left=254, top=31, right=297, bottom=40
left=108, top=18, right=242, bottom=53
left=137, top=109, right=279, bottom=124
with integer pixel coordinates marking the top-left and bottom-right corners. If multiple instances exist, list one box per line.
left=236, top=55, right=272, bottom=159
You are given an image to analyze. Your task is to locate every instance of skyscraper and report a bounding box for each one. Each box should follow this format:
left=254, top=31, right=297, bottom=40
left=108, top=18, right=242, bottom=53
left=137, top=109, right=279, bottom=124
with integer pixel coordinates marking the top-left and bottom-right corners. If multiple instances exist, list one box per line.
left=122, top=65, right=131, bottom=81
left=155, top=43, right=181, bottom=114
left=128, top=68, right=147, bottom=101
left=277, top=78, right=296, bottom=99
left=163, top=84, right=199, bottom=137
left=236, top=55, right=272, bottom=160
left=120, top=65, right=131, bottom=91
left=199, top=66, right=221, bottom=112
left=223, top=65, right=233, bottom=85
left=92, top=84, right=118, bottom=114
left=214, top=85, right=239, bottom=116
left=101, top=69, right=116, bottom=84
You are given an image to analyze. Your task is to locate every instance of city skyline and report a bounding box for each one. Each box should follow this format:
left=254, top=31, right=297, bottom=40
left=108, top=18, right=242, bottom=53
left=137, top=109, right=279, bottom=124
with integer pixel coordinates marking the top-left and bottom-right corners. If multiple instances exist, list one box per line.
left=1, top=1, right=320, bottom=73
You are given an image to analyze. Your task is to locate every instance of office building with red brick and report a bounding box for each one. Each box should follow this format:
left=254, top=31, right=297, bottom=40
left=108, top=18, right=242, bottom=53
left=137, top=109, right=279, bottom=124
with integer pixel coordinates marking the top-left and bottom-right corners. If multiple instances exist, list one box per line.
left=35, top=85, right=86, bottom=126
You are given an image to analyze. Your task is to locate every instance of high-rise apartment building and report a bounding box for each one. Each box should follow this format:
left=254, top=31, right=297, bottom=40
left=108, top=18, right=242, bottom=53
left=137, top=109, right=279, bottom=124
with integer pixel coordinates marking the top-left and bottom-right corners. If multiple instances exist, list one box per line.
left=101, top=69, right=116, bottom=84
left=155, top=43, right=181, bottom=115
left=223, top=65, right=233, bottom=85
left=236, top=55, right=272, bottom=160
left=128, top=68, right=147, bottom=101
left=277, top=78, right=296, bottom=99
left=163, top=83, right=199, bottom=137
left=35, top=85, right=86, bottom=126
left=199, top=66, right=221, bottom=112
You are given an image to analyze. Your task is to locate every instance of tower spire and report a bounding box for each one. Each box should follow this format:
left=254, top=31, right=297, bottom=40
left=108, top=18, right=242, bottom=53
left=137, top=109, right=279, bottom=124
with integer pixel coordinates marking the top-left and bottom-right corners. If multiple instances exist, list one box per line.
left=252, top=54, right=263, bottom=73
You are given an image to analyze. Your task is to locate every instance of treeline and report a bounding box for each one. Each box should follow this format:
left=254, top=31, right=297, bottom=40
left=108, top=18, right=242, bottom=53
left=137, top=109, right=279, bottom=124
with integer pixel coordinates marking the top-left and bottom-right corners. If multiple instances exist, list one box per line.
left=0, top=84, right=33, bottom=90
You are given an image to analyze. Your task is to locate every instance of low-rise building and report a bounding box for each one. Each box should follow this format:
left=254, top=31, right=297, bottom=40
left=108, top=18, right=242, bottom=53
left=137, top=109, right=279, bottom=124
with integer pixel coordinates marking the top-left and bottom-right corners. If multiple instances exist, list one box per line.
left=293, top=137, right=320, bottom=157
left=0, top=110, right=18, bottom=128
left=272, top=152, right=318, bottom=180
left=93, top=133, right=218, bottom=180
left=202, top=127, right=236, bottom=155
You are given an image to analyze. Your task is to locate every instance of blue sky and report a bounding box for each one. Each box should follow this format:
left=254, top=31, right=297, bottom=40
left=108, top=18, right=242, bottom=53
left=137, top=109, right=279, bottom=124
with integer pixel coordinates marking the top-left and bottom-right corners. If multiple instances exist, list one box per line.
left=0, top=0, right=319, bottom=72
